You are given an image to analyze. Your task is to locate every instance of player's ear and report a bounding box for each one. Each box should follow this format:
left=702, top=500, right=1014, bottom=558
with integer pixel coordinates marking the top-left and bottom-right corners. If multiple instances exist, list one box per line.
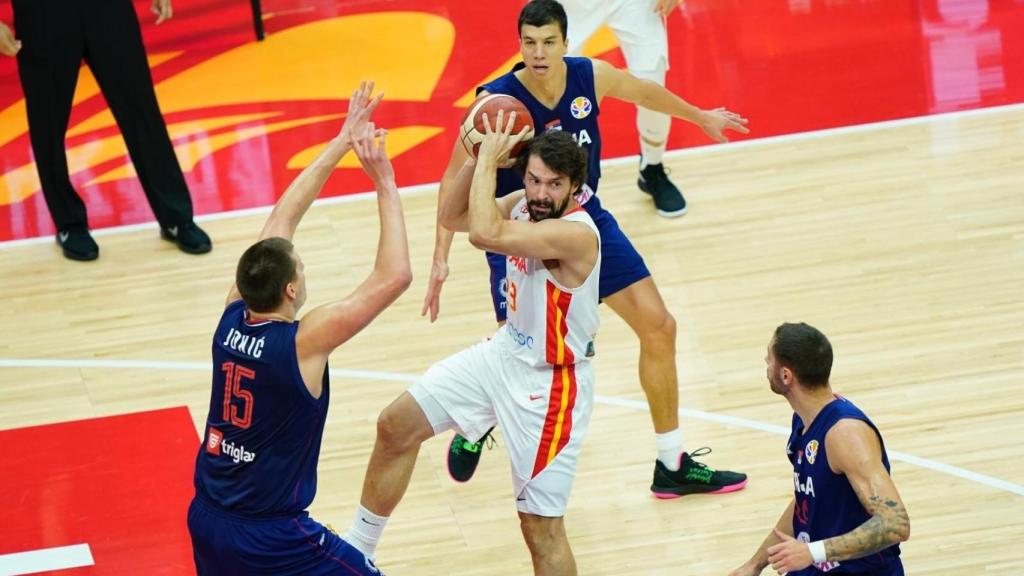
left=285, top=282, right=297, bottom=301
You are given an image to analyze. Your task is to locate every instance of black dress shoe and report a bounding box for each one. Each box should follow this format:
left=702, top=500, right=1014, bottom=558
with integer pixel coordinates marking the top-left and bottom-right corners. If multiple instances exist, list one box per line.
left=161, top=222, right=212, bottom=254
left=56, top=228, right=99, bottom=261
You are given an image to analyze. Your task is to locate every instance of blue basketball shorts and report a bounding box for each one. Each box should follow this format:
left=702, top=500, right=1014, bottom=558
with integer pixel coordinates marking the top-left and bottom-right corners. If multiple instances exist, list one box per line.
left=487, top=194, right=650, bottom=322
left=188, top=497, right=382, bottom=575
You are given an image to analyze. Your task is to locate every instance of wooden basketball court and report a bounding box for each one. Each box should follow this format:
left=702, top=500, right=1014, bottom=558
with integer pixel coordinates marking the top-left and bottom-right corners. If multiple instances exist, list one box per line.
left=2, top=105, right=1022, bottom=574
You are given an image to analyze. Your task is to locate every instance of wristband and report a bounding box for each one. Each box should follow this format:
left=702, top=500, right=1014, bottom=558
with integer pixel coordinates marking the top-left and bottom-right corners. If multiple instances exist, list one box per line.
left=808, top=540, right=828, bottom=564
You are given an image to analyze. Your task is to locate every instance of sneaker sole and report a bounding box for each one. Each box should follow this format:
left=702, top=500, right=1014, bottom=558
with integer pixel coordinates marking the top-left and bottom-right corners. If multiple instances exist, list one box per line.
left=651, top=478, right=748, bottom=499
left=638, top=180, right=688, bottom=218
left=656, top=206, right=688, bottom=218
left=445, top=434, right=475, bottom=484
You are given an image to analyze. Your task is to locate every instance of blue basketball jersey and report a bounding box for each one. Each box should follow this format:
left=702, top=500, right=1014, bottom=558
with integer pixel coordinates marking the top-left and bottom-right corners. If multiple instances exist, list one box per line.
left=787, top=396, right=903, bottom=575
left=480, top=56, right=602, bottom=200
left=193, top=299, right=329, bottom=518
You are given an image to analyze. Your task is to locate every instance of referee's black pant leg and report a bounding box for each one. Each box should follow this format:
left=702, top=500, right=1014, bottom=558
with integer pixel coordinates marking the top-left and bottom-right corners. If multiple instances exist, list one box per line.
left=84, top=0, right=195, bottom=229
left=13, top=0, right=89, bottom=232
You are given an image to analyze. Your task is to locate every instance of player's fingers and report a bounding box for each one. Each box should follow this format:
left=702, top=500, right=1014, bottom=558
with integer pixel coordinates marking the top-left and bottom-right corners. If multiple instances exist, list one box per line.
left=366, top=92, right=384, bottom=115
left=504, top=111, right=517, bottom=135
left=482, top=113, right=492, bottom=135
left=495, top=109, right=506, bottom=134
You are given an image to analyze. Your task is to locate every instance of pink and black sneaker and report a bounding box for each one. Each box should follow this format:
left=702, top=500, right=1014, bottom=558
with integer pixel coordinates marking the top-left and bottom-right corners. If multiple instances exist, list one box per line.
left=651, top=447, right=748, bottom=499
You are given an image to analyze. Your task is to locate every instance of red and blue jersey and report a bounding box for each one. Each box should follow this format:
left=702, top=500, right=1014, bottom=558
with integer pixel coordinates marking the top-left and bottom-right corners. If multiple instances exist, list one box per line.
left=193, top=299, right=329, bottom=518
left=787, top=396, right=903, bottom=575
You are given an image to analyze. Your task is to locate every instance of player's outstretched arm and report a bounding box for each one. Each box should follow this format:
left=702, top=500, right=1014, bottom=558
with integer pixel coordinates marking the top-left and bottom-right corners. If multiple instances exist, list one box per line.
left=296, top=125, right=412, bottom=363
left=437, top=157, right=476, bottom=233
left=592, top=59, right=749, bottom=143
left=226, top=81, right=382, bottom=304
left=420, top=136, right=471, bottom=322
left=421, top=89, right=500, bottom=322
left=728, top=497, right=794, bottom=576
left=766, top=421, right=910, bottom=573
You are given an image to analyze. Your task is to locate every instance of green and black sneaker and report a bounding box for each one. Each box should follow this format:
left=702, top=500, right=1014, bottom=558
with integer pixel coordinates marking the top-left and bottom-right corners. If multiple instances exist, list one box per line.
left=446, top=427, right=495, bottom=483
left=651, top=447, right=748, bottom=499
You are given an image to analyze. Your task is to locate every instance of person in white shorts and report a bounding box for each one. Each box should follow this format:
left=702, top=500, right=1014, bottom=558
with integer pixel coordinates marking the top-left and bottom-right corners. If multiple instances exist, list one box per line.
left=346, top=116, right=601, bottom=575
left=561, top=0, right=690, bottom=217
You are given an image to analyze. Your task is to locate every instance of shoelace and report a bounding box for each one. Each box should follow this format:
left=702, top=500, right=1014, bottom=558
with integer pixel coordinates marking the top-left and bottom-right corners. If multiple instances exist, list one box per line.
left=685, top=446, right=716, bottom=471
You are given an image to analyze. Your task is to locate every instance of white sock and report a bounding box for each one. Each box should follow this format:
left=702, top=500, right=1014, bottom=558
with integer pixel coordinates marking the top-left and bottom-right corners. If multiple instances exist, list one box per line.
left=656, top=428, right=684, bottom=471
left=345, top=504, right=389, bottom=559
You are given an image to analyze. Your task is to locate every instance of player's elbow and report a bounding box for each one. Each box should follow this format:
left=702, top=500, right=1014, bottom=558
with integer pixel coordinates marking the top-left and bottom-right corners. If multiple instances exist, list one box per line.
left=438, top=209, right=463, bottom=232
left=468, top=229, right=499, bottom=251
left=374, top=264, right=413, bottom=300
left=885, top=512, right=911, bottom=545
left=895, top=515, right=911, bottom=543
left=387, top=266, right=414, bottom=296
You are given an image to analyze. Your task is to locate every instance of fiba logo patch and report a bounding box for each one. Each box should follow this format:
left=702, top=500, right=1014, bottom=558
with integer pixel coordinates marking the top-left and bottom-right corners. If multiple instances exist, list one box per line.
left=806, top=439, right=819, bottom=465
left=206, top=427, right=223, bottom=455
left=570, top=96, right=592, bottom=119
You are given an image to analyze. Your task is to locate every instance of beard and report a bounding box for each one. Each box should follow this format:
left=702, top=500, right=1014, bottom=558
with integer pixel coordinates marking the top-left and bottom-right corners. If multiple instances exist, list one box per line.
left=768, top=368, right=787, bottom=396
left=528, top=194, right=572, bottom=222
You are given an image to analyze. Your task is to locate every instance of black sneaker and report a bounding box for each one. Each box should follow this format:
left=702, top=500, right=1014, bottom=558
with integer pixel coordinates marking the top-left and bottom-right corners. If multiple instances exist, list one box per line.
left=638, top=163, right=687, bottom=218
left=651, top=447, right=748, bottom=499
left=446, top=427, right=495, bottom=483
left=56, top=228, right=99, bottom=261
left=161, top=221, right=212, bottom=254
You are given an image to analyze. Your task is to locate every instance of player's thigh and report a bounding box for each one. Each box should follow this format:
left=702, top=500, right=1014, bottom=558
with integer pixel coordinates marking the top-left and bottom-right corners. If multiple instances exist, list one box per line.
left=409, top=338, right=504, bottom=442
left=493, top=361, right=595, bottom=517
left=603, top=276, right=674, bottom=338
left=589, top=205, right=652, bottom=300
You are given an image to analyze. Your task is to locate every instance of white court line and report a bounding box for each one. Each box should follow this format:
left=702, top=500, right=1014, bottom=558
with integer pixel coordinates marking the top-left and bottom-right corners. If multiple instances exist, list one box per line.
left=0, top=544, right=94, bottom=576
left=2, top=102, right=1022, bottom=251
left=3, top=357, right=1023, bottom=497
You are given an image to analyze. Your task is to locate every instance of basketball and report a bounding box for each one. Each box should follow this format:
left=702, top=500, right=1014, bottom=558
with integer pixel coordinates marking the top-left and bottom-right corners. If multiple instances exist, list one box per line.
left=460, top=94, right=535, bottom=159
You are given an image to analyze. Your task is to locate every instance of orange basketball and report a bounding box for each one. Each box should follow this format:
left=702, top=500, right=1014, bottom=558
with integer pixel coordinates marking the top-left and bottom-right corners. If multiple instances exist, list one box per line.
left=460, top=94, right=535, bottom=159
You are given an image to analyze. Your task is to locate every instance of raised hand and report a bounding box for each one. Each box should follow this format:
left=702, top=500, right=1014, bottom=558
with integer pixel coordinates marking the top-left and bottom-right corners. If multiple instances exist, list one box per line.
left=352, top=123, right=395, bottom=188
left=699, top=107, right=750, bottom=143
left=341, top=81, right=384, bottom=142
left=478, top=110, right=533, bottom=168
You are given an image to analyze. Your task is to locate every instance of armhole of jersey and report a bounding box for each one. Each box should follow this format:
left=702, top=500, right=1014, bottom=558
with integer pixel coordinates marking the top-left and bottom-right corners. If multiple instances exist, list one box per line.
left=544, top=213, right=600, bottom=292
left=288, top=321, right=322, bottom=406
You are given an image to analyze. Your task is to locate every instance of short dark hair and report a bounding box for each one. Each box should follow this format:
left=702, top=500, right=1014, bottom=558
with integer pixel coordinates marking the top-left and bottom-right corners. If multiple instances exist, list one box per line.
left=236, top=237, right=297, bottom=312
left=772, top=322, right=833, bottom=388
left=518, top=0, right=568, bottom=41
left=515, top=130, right=588, bottom=194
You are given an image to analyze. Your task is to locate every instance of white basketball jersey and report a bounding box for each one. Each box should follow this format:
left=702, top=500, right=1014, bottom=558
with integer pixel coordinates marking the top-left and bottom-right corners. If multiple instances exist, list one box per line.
left=499, top=198, right=601, bottom=368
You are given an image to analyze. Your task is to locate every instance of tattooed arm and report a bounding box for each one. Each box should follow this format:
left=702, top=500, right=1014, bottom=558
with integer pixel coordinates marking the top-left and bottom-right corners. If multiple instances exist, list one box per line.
left=823, top=418, right=911, bottom=560
left=764, top=419, right=910, bottom=573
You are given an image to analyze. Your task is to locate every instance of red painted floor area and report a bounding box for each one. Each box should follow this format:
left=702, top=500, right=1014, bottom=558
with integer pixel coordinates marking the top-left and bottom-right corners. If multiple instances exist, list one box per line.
left=0, top=407, right=199, bottom=574
left=0, top=0, right=1022, bottom=241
